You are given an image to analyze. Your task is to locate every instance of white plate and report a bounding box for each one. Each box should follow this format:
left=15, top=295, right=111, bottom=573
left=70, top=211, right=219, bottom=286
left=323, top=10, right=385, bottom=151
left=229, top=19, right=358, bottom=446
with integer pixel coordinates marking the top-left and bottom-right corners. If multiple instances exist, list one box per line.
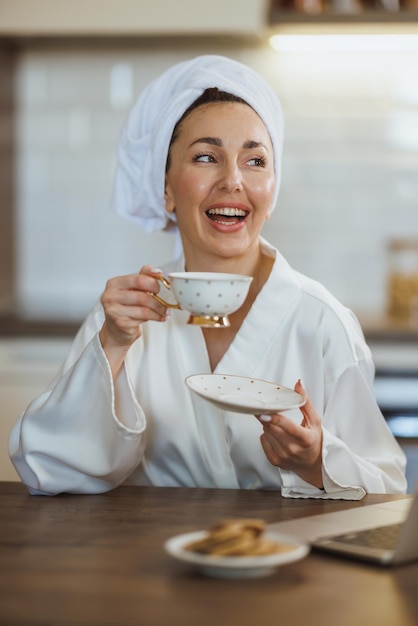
left=164, top=530, right=310, bottom=579
left=185, top=374, right=306, bottom=414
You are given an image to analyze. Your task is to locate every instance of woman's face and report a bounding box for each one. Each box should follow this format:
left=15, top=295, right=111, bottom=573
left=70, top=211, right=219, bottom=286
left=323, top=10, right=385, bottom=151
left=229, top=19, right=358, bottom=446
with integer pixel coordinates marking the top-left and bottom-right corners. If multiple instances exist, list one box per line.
left=164, top=101, right=275, bottom=268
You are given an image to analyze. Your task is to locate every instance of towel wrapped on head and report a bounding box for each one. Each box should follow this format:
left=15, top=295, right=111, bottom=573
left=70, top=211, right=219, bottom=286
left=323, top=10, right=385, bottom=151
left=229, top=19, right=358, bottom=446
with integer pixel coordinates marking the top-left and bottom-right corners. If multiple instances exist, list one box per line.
left=111, top=55, right=284, bottom=234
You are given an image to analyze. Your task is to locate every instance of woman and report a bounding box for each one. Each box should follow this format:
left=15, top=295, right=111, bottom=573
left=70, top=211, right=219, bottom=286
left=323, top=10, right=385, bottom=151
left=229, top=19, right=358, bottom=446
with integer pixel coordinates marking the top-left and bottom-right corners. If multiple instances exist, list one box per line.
left=9, top=55, right=406, bottom=497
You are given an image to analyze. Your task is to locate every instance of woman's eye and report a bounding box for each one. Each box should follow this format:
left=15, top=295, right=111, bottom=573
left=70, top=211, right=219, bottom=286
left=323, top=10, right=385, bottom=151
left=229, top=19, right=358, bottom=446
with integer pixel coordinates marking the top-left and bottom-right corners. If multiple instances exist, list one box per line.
left=194, top=153, right=216, bottom=163
left=247, top=156, right=266, bottom=167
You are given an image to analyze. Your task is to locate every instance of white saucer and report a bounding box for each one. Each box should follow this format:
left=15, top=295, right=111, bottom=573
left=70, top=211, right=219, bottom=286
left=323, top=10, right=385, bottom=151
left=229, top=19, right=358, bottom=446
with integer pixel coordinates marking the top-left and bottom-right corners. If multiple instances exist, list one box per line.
left=185, top=374, right=306, bottom=414
left=164, top=530, right=310, bottom=579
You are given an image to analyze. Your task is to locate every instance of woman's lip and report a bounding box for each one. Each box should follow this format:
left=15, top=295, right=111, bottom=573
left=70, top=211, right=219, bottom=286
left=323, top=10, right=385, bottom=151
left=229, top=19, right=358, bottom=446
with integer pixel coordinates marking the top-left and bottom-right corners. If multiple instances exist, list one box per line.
left=206, top=217, right=247, bottom=233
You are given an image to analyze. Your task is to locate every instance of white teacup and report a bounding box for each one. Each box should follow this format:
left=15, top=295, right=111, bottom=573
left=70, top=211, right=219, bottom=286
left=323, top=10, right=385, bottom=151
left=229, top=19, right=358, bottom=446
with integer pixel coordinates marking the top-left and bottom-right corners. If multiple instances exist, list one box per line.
left=152, top=272, right=253, bottom=328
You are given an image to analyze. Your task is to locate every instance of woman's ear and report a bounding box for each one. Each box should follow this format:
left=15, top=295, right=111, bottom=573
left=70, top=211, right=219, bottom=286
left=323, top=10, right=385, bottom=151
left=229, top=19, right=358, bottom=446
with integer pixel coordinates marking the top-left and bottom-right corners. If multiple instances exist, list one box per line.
left=164, top=176, right=176, bottom=214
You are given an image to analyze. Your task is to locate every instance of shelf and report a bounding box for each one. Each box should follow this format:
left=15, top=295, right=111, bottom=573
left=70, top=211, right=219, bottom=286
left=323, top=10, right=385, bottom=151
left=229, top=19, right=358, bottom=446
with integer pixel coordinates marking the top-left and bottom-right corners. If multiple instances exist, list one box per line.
left=270, top=7, right=418, bottom=23
left=268, top=0, right=418, bottom=33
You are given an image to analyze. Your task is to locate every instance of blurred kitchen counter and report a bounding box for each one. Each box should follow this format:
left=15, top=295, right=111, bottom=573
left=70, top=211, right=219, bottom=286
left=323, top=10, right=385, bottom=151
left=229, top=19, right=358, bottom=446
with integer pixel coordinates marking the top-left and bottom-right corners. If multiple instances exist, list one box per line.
left=0, top=314, right=79, bottom=338
left=358, top=313, right=418, bottom=342
left=357, top=313, right=418, bottom=373
left=1, top=311, right=418, bottom=343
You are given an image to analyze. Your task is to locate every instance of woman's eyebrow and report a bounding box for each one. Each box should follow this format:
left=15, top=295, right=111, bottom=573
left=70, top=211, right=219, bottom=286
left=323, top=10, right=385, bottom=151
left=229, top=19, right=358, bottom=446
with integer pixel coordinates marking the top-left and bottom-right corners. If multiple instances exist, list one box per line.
left=190, top=137, right=222, bottom=147
left=243, top=140, right=268, bottom=150
left=190, top=137, right=268, bottom=150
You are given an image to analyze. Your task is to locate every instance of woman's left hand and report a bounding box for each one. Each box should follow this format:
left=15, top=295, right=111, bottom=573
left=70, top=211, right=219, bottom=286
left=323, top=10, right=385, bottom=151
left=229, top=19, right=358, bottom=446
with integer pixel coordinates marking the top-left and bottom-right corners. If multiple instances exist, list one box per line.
left=257, top=380, right=324, bottom=489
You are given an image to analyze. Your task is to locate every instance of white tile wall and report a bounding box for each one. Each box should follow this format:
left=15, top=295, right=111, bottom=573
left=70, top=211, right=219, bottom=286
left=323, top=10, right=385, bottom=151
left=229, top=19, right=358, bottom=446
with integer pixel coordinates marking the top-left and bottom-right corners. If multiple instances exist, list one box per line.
left=14, top=41, right=418, bottom=321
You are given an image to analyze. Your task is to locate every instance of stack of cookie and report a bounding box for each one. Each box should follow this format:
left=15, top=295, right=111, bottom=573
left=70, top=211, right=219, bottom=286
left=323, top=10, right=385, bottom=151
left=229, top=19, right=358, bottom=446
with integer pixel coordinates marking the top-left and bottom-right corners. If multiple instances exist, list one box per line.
left=184, top=518, right=293, bottom=557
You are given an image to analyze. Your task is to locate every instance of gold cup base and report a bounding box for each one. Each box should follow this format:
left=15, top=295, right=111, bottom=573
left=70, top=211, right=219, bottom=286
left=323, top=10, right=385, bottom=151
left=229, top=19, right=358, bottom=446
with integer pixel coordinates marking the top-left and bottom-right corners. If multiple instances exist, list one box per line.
left=187, top=314, right=230, bottom=328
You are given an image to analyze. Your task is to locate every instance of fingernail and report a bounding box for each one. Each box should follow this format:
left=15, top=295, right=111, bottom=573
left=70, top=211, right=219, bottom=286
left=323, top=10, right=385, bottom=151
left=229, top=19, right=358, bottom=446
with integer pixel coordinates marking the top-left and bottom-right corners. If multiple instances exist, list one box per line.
left=150, top=268, right=162, bottom=275
left=259, top=414, right=272, bottom=423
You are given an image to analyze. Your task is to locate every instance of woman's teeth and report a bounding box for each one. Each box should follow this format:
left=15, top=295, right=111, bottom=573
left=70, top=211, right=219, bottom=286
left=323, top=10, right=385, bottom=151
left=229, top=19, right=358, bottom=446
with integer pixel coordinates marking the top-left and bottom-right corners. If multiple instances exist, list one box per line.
left=206, top=208, right=247, bottom=222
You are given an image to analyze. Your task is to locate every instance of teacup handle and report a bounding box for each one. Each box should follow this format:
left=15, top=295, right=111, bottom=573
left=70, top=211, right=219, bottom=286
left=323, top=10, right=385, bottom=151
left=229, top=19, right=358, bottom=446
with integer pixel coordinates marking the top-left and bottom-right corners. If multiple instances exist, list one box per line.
left=151, top=275, right=182, bottom=309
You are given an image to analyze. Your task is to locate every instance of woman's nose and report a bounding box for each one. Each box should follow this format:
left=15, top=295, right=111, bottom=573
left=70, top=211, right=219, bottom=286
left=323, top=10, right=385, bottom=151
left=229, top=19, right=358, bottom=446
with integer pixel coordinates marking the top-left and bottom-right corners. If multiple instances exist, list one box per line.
left=218, top=162, right=243, bottom=193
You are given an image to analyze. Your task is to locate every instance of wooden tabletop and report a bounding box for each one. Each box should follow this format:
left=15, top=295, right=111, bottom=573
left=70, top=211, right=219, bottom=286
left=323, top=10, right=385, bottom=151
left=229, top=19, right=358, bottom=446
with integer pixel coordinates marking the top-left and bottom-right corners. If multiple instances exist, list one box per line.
left=0, top=482, right=417, bottom=626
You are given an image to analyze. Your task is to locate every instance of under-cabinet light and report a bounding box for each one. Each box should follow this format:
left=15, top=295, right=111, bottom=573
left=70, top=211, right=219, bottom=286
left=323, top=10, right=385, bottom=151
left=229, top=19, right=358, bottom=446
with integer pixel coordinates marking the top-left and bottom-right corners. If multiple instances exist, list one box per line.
left=269, top=33, right=418, bottom=52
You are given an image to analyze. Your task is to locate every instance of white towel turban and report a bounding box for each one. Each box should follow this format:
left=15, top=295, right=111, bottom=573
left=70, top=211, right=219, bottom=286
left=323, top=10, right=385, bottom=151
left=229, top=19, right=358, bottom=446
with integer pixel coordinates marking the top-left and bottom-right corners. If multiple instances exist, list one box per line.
left=110, top=55, right=284, bottom=233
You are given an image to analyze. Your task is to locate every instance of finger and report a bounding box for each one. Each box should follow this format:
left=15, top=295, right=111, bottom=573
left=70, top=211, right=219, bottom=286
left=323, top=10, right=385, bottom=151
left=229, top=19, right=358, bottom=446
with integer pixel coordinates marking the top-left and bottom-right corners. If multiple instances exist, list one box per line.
left=294, top=379, right=321, bottom=429
left=138, top=265, right=166, bottom=289
left=103, top=273, right=159, bottom=297
left=102, top=296, right=166, bottom=325
left=258, top=413, right=303, bottom=439
left=258, top=418, right=296, bottom=459
left=139, top=265, right=163, bottom=277
left=259, top=432, right=281, bottom=466
left=260, top=428, right=301, bottom=468
left=102, top=273, right=167, bottom=316
left=107, top=303, right=167, bottom=325
left=108, top=288, right=166, bottom=314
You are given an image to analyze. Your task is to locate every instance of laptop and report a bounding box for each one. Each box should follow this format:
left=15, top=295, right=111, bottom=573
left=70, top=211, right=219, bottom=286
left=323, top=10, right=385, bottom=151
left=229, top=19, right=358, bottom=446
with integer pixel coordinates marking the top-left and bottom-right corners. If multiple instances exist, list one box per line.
left=268, top=493, right=418, bottom=566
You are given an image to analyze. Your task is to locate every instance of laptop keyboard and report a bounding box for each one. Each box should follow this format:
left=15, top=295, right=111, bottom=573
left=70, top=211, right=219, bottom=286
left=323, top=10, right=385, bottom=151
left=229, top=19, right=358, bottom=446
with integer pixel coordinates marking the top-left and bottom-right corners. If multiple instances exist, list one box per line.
left=333, top=523, right=402, bottom=550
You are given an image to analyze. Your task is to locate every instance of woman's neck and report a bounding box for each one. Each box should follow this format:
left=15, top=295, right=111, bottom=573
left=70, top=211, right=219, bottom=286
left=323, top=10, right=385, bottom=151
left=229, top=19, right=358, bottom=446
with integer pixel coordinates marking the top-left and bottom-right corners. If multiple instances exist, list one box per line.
left=183, top=245, right=263, bottom=279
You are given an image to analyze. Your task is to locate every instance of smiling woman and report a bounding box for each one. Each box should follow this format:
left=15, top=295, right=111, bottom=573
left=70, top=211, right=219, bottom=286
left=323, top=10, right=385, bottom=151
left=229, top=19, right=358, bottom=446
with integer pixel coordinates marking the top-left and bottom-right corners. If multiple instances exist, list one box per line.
left=163, top=97, right=275, bottom=273
left=8, top=55, right=407, bottom=499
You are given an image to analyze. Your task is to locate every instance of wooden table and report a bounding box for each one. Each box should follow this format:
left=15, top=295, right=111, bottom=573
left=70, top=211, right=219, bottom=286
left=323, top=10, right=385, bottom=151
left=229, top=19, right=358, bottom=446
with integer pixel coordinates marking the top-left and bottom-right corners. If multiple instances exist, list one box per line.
left=1, top=482, right=417, bottom=626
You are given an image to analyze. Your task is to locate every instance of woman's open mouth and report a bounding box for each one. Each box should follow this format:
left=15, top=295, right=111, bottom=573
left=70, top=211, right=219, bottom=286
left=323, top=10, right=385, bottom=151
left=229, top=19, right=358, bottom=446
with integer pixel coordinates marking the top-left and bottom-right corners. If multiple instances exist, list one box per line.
left=206, top=208, right=248, bottom=225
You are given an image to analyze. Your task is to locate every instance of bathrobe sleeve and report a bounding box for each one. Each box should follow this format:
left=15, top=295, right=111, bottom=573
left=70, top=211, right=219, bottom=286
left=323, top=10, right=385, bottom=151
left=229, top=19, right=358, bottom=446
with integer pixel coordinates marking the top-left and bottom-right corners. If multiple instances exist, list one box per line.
left=8, top=302, right=147, bottom=495
left=274, top=308, right=407, bottom=500
left=278, top=361, right=407, bottom=500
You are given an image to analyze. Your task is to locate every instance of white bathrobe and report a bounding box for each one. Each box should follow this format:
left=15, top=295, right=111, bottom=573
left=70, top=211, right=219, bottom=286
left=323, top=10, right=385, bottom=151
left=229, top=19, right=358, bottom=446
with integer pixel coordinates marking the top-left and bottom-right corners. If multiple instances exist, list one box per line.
left=9, top=240, right=407, bottom=498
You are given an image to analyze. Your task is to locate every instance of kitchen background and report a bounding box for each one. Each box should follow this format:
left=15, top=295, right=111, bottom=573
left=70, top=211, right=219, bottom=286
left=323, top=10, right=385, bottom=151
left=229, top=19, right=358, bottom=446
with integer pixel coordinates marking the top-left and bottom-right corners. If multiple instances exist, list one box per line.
left=9, top=35, right=418, bottom=321
left=1, top=0, right=417, bottom=488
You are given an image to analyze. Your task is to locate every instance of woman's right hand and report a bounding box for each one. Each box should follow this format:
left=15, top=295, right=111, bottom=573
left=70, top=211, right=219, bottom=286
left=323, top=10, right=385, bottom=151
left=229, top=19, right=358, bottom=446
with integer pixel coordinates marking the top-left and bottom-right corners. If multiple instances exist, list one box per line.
left=99, top=265, right=167, bottom=377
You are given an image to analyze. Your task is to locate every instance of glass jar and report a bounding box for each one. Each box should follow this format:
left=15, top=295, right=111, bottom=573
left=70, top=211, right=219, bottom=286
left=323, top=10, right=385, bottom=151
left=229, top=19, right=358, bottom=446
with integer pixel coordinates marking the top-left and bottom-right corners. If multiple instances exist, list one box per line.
left=387, top=238, right=418, bottom=325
